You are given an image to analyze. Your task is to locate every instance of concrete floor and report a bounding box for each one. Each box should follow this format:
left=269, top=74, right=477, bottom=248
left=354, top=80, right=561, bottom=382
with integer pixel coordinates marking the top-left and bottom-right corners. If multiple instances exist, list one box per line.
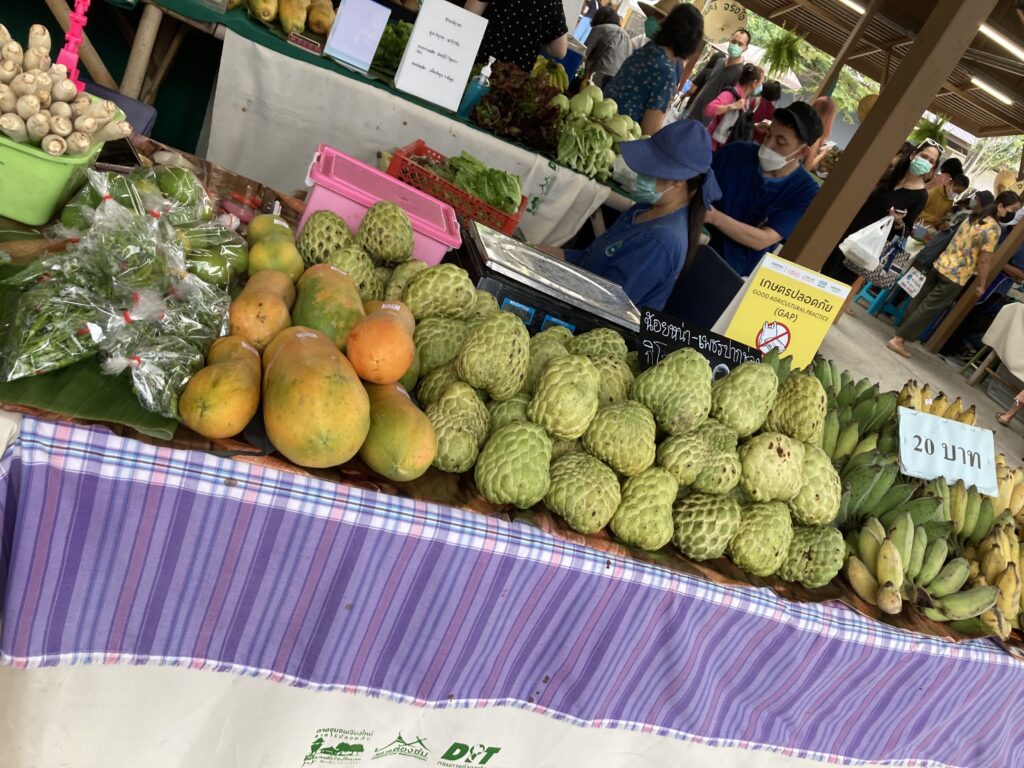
left=818, top=304, right=1024, bottom=462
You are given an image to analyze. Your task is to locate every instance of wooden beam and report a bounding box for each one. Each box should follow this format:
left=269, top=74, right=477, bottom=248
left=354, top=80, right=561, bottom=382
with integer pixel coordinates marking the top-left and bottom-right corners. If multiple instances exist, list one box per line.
left=769, top=1, right=806, bottom=20
left=847, top=37, right=913, bottom=61
left=814, top=0, right=884, bottom=99
left=882, top=47, right=892, bottom=84
left=780, top=0, right=1000, bottom=271
left=942, top=79, right=1016, bottom=126
left=925, top=221, right=1024, bottom=353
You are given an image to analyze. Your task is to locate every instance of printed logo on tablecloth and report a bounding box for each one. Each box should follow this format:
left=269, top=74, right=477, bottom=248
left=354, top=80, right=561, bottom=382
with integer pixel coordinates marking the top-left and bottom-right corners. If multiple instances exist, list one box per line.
left=372, top=733, right=430, bottom=761
left=438, top=742, right=502, bottom=766
left=304, top=728, right=373, bottom=764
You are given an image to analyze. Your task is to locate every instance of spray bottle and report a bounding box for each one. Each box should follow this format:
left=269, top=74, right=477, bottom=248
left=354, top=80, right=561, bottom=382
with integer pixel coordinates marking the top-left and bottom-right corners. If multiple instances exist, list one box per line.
left=458, top=57, right=495, bottom=119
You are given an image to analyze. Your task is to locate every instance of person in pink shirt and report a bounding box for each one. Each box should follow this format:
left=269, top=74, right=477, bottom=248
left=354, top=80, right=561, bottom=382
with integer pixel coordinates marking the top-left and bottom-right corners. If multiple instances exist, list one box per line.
left=705, top=63, right=763, bottom=150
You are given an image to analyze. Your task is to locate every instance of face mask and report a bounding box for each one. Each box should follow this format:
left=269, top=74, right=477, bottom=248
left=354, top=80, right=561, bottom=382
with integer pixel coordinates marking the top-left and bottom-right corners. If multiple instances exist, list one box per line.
left=753, top=85, right=762, bottom=96
left=1000, top=210, right=1016, bottom=223
left=644, top=17, right=660, bottom=37
left=909, top=156, right=933, bottom=176
left=758, top=143, right=802, bottom=172
left=946, top=188, right=958, bottom=201
left=728, top=43, right=743, bottom=58
left=634, top=174, right=663, bottom=204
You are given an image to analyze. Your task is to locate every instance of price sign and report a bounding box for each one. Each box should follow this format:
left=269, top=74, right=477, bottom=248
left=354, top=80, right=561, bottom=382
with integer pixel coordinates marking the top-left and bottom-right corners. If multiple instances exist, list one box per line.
left=897, top=406, right=997, bottom=496
left=639, top=306, right=760, bottom=377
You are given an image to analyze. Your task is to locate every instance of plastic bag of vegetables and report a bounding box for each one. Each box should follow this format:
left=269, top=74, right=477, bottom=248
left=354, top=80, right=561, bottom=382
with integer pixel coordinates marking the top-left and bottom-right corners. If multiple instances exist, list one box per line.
left=155, top=166, right=216, bottom=225
left=59, top=169, right=165, bottom=233
left=163, top=274, right=231, bottom=353
left=174, top=222, right=249, bottom=288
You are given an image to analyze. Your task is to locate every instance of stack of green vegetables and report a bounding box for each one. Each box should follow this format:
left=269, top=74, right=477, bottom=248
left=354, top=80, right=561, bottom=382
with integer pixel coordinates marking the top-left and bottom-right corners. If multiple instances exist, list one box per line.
left=372, top=21, right=414, bottom=76
left=551, top=84, right=643, bottom=182
left=418, top=151, right=522, bottom=215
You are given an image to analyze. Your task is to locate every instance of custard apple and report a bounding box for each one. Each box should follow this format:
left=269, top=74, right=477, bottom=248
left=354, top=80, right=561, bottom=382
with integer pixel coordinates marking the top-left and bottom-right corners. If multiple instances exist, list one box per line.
left=790, top=444, right=842, bottom=525
left=777, top=525, right=844, bottom=588
left=374, top=265, right=394, bottom=289
left=298, top=210, right=354, bottom=266
left=417, top=362, right=461, bottom=407
left=414, top=317, right=471, bottom=375
left=488, top=392, right=530, bottom=434
left=609, top=467, right=677, bottom=550
left=728, top=501, right=794, bottom=577
left=624, top=350, right=639, bottom=374
left=631, top=348, right=712, bottom=435
left=566, top=327, right=628, bottom=359
left=695, top=418, right=738, bottom=453
left=710, top=361, right=780, bottom=437
left=524, top=338, right=570, bottom=394
left=426, top=382, right=490, bottom=473
left=582, top=401, right=656, bottom=477
left=385, top=259, right=429, bottom=301
left=325, top=244, right=382, bottom=302
left=357, top=201, right=413, bottom=264
left=656, top=432, right=709, bottom=486
left=456, top=312, right=529, bottom=401
left=691, top=450, right=742, bottom=494
left=532, top=324, right=572, bottom=347
left=467, top=290, right=499, bottom=325
left=764, top=374, right=827, bottom=444
left=403, top=264, right=475, bottom=320
left=591, top=355, right=635, bottom=407
left=545, top=452, right=621, bottom=533
left=551, top=438, right=579, bottom=460
left=527, top=355, right=600, bottom=440
left=672, top=492, right=742, bottom=560
left=738, top=432, right=805, bottom=502
left=474, top=422, right=552, bottom=508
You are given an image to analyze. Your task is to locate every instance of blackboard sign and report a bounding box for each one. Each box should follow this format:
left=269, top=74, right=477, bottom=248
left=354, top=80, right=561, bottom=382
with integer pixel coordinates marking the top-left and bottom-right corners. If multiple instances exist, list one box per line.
left=639, top=306, right=761, bottom=377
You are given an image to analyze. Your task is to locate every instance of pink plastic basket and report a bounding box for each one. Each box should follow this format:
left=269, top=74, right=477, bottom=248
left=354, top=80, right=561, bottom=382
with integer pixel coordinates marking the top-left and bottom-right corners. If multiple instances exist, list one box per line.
left=297, top=144, right=462, bottom=266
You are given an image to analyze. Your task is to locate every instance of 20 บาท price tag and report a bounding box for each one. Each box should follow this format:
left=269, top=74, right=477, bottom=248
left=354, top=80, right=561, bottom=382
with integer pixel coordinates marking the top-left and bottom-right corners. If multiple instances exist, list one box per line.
left=897, top=407, right=997, bottom=495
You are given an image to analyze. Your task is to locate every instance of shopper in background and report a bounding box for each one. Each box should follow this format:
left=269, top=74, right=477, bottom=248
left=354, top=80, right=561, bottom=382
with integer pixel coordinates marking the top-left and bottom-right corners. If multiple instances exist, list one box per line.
left=918, top=173, right=970, bottom=229
left=926, top=156, right=965, bottom=191
left=465, top=0, right=569, bottom=73
left=705, top=101, right=823, bottom=276
left=582, top=7, right=631, bottom=87
left=751, top=79, right=782, bottom=143
left=802, top=96, right=836, bottom=174
left=685, top=50, right=726, bottom=109
left=822, top=139, right=943, bottom=285
left=886, top=190, right=1012, bottom=358
left=604, top=4, right=704, bottom=135
left=704, top=64, right=763, bottom=150
left=536, top=119, right=719, bottom=311
left=685, top=28, right=752, bottom=124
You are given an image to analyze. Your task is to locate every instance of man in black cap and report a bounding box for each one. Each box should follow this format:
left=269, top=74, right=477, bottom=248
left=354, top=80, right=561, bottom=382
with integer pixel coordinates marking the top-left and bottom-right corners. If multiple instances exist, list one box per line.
left=705, top=100, right=824, bottom=276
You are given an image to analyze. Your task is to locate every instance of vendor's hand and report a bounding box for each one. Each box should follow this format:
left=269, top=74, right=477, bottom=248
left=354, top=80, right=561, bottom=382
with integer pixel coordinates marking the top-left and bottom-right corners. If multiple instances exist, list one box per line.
left=704, top=207, right=718, bottom=226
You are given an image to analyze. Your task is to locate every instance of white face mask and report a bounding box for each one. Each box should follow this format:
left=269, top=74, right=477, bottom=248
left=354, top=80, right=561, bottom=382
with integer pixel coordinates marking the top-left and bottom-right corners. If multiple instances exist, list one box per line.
left=946, top=188, right=958, bottom=201
left=758, top=143, right=802, bottom=172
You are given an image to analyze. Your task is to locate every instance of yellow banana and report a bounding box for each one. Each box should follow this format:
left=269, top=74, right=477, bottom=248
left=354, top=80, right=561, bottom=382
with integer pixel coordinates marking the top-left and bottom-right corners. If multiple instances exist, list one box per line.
left=876, top=582, right=903, bottom=615
left=943, top=396, right=964, bottom=421
left=949, top=480, right=968, bottom=535
left=876, top=538, right=904, bottom=590
left=857, top=525, right=883, bottom=578
left=845, top=556, right=879, bottom=605
left=995, top=563, right=1021, bottom=623
left=958, top=405, right=977, bottom=425
left=996, top=464, right=1015, bottom=513
left=929, top=392, right=949, bottom=417
left=897, top=380, right=917, bottom=409
left=983, top=543, right=1009, bottom=586
left=920, top=384, right=936, bottom=410
left=980, top=608, right=1011, bottom=639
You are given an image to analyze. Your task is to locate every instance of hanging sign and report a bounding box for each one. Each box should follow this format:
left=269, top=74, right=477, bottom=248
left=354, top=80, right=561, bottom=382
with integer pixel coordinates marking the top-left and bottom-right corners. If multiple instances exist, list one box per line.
left=638, top=306, right=760, bottom=377
left=394, top=0, right=488, bottom=111
left=712, top=254, right=850, bottom=369
left=897, top=407, right=998, bottom=496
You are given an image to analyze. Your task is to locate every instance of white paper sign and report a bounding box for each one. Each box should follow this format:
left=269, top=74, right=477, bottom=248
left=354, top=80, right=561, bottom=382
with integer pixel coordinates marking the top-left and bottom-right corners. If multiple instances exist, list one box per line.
left=897, top=267, right=926, bottom=298
left=394, top=0, right=488, bottom=111
left=897, top=406, right=998, bottom=496
left=324, top=0, right=392, bottom=73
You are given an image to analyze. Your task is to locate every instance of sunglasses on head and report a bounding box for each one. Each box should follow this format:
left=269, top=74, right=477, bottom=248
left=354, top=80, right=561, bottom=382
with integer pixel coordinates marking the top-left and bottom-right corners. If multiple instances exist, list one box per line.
left=916, top=138, right=944, bottom=155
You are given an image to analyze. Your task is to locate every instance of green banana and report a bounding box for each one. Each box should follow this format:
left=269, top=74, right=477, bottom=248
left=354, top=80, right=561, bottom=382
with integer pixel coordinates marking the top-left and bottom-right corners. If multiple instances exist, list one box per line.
left=851, top=399, right=876, bottom=436
left=906, top=525, right=927, bottom=581
left=967, top=497, right=995, bottom=547
left=925, top=557, right=970, bottom=598
left=813, top=358, right=832, bottom=392
left=846, top=463, right=889, bottom=517
left=832, top=422, right=860, bottom=463
left=836, top=379, right=854, bottom=409
left=888, top=512, right=915, bottom=569
left=841, top=450, right=883, bottom=477
left=858, top=524, right=884, bottom=576
left=821, top=409, right=840, bottom=458
left=876, top=537, right=904, bottom=590
left=936, top=479, right=951, bottom=522
left=859, top=463, right=900, bottom=516
left=878, top=496, right=941, bottom=528
left=845, top=555, right=879, bottom=605
left=932, top=585, right=999, bottom=621
left=829, top=360, right=842, bottom=397
left=853, top=377, right=874, bottom=404
left=851, top=433, right=878, bottom=458
left=877, top=429, right=899, bottom=455
left=865, top=392, right=898, bottom=433
left=835, top=489, right=852, bottom=527
left=762, top=348, right=780, bottom=377
left=868, top=482, right=918, bottom=518
left=915, top=538, right=948, bottom=586
left=961, top=487, right=983, bottom=543
left=948, top=480, right=968, bottom=535
left=777, top=354, right=793, bottom=381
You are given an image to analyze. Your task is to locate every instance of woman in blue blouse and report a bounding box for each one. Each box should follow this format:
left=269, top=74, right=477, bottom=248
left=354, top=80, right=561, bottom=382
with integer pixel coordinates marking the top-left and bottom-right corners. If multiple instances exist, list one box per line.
left=538, top=119, right=719, bottom=311
left=604, top=4, right=703, bottom=136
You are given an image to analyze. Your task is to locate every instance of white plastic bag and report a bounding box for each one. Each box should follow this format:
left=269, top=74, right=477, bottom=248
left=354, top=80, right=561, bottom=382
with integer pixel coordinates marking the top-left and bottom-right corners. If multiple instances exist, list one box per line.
left=839, top=215, right=894, bottom=272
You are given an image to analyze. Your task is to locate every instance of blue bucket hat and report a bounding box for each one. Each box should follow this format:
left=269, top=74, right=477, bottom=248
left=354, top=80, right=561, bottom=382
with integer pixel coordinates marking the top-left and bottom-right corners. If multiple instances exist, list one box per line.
left=619, top=118, right=721, bottom=204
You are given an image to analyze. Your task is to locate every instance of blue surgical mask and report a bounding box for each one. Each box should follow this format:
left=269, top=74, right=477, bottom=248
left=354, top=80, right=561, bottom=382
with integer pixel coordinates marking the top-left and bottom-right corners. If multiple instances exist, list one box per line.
left=635, top=174, right=663, bottom=204
left=644, top=17, right=660, bottom=37
left=753, top=85, right=763, bottom=96
left=728, top=43, right=743, bottom=58
left=909, top=156, right=933, bottom=176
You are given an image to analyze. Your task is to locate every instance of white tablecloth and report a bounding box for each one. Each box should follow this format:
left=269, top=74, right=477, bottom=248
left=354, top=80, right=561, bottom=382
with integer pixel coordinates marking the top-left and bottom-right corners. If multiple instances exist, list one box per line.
left=983, top=302, right=1024, bottom=381
left=205, top=31, right=612, bottom=246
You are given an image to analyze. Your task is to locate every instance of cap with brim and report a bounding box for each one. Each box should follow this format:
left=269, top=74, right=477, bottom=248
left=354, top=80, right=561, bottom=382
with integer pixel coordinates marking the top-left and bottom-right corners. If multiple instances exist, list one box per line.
left=639, top=0, right=681, bottom=19
left=619, top=118, right=721, bottom=204
left=773, top=103, right=824, bottom=145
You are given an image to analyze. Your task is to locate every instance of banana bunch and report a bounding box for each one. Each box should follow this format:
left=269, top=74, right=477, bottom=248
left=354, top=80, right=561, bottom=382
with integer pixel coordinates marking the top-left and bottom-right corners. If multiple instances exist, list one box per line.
left=838, top=450, right=932, bottom=528
left=761, top=348, right=793, bottom=383
left=897, top=380, right=977, bottom=425
left=822, top=391, right=899, bottom=475
left=948, top=521, right=1020, bottom=638
left=531, top=56, right=569, bottom=92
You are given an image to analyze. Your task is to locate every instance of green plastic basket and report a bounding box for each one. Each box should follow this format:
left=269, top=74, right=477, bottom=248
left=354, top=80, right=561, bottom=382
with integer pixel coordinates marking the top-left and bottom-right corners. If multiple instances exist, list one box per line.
left=0, top=125, right=112, bottom=226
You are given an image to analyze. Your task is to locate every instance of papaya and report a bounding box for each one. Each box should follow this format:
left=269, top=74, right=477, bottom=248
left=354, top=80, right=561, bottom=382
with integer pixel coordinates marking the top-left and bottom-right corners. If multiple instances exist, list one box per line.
left=398, top=348, right=421, bottom=392
left=249, top=236, right=304, bottom=282
left=278, top=0, right=310, bottom=33
left=245, top=269, right=296, bottom=309
left=248, top=0, right=279, bottom=23
left=179, top=335, right=261, bottom=439
left=263, top=334, right=370, bottom=468
left=363, top=299, right=416, bottom=336
left=246, top=213, right=291, bottom=244
left=292, top=264, right=365, bottom=351
left=263, top=325, right=335, bottom=374
left=229, top=290, right=291, bottom=351
left=346, top=310, right=415, bottom=384
left=306, top=0, right=335, bottom=34
left=359, top=383, right=437, bottom=482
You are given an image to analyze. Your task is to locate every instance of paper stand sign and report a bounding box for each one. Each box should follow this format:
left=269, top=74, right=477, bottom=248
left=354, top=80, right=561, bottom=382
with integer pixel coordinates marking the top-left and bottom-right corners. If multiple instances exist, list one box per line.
left=323, top=0, right=392, bottom=73
left=638, top=306, right=760, bottom=376
left=394, top=0, right=488, bottom=112
left=897, top=406, right=998, bottom=496
left=712, top=254, right=850, bottom=369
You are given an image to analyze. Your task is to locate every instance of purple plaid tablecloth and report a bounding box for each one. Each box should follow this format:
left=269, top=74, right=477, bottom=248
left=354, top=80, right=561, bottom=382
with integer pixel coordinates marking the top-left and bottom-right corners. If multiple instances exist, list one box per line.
left=1, top=415, right=1022, bottom=767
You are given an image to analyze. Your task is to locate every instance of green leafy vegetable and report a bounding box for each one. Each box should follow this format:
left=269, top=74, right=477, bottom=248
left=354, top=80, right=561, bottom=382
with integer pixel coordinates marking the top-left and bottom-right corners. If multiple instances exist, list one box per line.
left=372, top=21, right=414, bottom=75
left=471, top=62, right=563, bottom=154
left=442, top=152, right=522, bottom=214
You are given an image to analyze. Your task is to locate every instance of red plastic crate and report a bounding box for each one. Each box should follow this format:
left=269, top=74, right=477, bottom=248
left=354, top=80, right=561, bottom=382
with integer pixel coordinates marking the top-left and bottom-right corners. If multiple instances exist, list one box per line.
left=386, top=140, right=528, bottom=236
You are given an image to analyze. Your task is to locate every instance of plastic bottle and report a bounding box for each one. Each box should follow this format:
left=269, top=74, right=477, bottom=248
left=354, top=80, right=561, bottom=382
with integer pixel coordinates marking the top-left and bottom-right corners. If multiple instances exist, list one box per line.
left=458, top=57, right=495, bottom=119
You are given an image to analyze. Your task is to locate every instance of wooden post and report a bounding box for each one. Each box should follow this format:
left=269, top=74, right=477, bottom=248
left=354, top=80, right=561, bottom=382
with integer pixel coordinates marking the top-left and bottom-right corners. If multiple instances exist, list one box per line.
left=925, top=222, right=1024, bottom=353
left=121, top=2, right=165, bottom=99
left=1018, top=141, right=1024, bottom=182
left=812, top=0, right=884, bottom=100
left=882, top=47, right=892, bottom=85
left=779, top=0, right=999, bottom=271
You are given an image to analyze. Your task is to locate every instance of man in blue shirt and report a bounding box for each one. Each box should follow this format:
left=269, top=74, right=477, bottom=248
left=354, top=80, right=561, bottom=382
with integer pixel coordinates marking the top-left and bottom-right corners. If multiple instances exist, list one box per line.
left=705, top=102, right=823, bottom=276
